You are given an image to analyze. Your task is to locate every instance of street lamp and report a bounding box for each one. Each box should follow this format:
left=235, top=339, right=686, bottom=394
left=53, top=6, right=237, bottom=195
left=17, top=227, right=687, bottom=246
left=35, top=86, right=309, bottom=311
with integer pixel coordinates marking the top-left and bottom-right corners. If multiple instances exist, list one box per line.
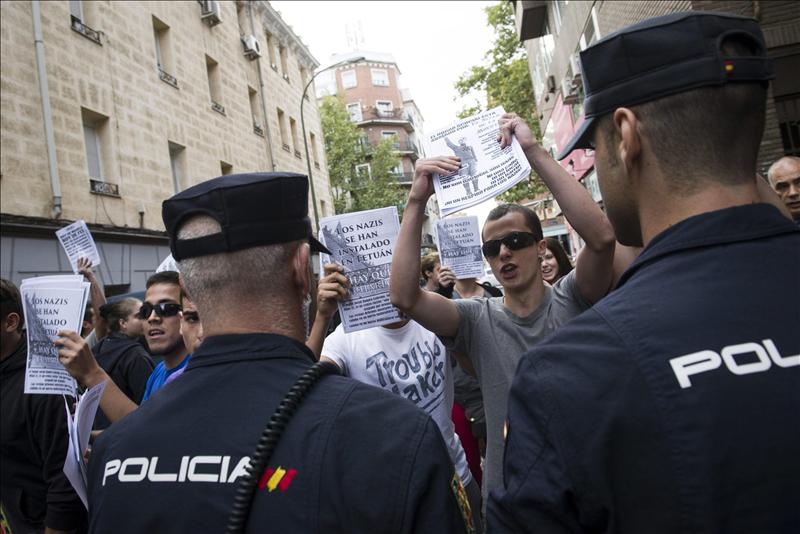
left=300, top=55, right=365, bottom=230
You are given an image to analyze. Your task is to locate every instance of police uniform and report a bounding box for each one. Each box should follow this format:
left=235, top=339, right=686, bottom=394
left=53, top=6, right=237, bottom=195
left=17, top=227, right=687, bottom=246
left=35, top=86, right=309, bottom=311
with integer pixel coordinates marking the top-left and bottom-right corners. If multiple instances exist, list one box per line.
left=488, top=12, right=800, bottom=534
left=87, top=173, right=472, bottom=533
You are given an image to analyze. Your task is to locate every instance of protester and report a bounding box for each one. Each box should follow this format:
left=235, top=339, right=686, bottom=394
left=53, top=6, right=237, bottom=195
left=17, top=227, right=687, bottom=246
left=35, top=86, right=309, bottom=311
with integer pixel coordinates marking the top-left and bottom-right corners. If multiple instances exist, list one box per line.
left=390, top=116, right=619, bottom=504
left=766, top=155, right=800, bottom=223
left=540, top=237, right=573, bottom=285
left=91, top=298, right=154, bottom=429
left=139, top=271, right=189, bottom=401
left=311, top=262, right=481, bottom=530
left=0, top=278, right=87, bottom=533
left=81, top=305, right=95, bottom=338
left=86, top=172, right=472, bottom=533
left=420, top=251, right=444, bottom=292
left=488, top=12, right=800, bottom=532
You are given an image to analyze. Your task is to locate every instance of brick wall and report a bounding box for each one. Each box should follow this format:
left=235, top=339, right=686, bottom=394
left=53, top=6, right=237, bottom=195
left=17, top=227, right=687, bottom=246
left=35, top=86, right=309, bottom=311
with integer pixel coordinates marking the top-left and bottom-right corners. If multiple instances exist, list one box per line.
left=0, top=0, right=334, bottom=231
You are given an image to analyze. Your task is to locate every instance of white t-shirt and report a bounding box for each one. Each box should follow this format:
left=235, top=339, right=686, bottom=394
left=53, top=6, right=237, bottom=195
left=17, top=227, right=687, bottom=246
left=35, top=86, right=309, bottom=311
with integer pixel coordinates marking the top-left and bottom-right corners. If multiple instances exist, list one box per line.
left=322, top=320, right=472, bottom=486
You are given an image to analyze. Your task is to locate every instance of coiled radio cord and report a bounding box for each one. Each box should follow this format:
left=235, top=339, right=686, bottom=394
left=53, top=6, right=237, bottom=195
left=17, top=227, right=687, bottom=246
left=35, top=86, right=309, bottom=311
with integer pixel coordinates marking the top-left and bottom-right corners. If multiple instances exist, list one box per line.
left=225, top=360, right=340, bottom=534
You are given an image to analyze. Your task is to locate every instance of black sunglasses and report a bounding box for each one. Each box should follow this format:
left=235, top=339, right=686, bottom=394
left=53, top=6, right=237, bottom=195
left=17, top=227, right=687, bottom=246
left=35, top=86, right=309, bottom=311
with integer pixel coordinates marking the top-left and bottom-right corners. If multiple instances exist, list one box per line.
left=481, top=232, right=538, bottom=258
left=137, top=302, right=182, bottom=320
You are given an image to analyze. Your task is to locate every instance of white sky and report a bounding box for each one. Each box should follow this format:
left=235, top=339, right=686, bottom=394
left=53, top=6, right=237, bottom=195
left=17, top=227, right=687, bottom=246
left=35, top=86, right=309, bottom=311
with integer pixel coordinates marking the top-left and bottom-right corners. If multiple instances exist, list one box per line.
left=270, top=0, right=500, bottom=225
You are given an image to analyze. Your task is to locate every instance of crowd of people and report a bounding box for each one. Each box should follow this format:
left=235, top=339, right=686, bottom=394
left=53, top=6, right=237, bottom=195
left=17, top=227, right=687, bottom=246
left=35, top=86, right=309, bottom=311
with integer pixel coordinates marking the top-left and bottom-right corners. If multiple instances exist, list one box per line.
left=1, top=10, right=798, bottom=534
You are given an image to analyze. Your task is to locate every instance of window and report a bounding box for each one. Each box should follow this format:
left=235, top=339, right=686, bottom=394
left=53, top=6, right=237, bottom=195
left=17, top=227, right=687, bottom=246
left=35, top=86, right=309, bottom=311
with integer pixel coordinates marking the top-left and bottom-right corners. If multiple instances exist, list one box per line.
left=249, top=86, right=263, bottom=135
left=371, top=68, right=389, bottom=87
left=265, top=32, right=277, bottom=70
left=277, top=108, right=289, bottom=150
left=70, top=0, right=83, bottom=19
left=381, top=130, right=399, bottom=148
left=168, top=142, right=185, bottom=193
left=552, top=0, right=565, bottom=33
left=69, top=0, right=101, bottom=44
left=579, top=8, right=600, bottom=50
left=206, top=55, right=224, bottom=114
left=220, top=161, right=233, bottom=175
left=355, top=163, right=371, bottom=179
left=341, top=70, right=357, bottom=89
left=376, top=100, right=393, bottom=117
left=310, top=132, right=320, bottom=167
left=290, top=117, right=301, bottom=157
left=346, top=102, right=362, bottom=122
left=81, top=107, right=112, bottom=185
left=279, top=45, right=289, bottom=81
left=153, top=17, right=176, bottom=86
left=391, top=163, right=403, bottom=176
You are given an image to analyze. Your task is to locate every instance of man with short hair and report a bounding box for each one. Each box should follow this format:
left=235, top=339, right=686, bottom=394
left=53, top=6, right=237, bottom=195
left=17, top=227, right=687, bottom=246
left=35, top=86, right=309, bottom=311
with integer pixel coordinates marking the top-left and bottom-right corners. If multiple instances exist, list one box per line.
left=0, top=278, right=87, bottom=533
left=489, top=12, right=800, bottom=532
left=86, top=172, right=471, bottom=533
left=767, top=155, right=800, bottom=222
left=391, top=113, right=618, bottom=504
left=139, top=271, right=189, bottom=400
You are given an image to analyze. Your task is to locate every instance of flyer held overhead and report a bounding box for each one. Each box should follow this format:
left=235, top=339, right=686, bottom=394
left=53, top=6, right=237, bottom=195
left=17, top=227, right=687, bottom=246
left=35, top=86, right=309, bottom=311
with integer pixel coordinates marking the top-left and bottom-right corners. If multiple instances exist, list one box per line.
left=55, top=220, right=101, bottom=274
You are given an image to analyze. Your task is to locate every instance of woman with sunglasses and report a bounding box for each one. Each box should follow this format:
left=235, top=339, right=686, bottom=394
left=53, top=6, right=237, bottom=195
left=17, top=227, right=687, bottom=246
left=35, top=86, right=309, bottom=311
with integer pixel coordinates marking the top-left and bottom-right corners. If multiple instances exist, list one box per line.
left=91, top=298, right=154, bottom=429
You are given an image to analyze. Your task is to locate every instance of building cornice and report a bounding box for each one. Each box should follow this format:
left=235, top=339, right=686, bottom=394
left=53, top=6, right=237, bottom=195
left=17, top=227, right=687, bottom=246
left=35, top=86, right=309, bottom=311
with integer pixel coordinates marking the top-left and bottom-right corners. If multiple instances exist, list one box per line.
left=1, top=214, right=169, bottom=244
left=258, top=1, right=319, bottom=70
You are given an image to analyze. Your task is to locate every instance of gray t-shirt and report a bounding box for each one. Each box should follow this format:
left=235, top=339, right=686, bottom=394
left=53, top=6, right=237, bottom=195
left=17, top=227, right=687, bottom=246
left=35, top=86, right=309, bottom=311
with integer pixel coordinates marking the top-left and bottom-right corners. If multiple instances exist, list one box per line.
left=448, top=269, right=590, bottom=500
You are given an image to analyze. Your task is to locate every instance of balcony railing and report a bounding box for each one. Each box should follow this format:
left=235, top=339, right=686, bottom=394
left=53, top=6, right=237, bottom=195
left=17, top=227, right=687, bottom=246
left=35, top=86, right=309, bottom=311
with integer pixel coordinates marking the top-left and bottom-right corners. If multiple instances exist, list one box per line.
left=211, top=100, right=226, bottom=115
left=71, top=16, right=102, bottom=45
left=253, top=123, right=264, bottom=137
left=360, top=107, right=409, bottom=122
left=158, top=66, right=178, bottom=88
left=393, top=172, right=414, bottom=185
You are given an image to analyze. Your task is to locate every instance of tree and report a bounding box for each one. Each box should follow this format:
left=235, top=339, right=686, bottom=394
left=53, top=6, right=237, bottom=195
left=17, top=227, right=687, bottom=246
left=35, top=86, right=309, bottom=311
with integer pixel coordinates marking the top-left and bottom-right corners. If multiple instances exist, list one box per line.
left=319, top=96, right=406, bottom=214
left=455, top=1, right=546, bottom=203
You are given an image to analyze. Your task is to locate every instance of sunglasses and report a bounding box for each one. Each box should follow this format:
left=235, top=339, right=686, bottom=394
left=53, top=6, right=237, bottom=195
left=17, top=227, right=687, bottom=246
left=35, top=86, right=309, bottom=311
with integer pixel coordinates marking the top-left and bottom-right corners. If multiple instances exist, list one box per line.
left=136, top=302, right=182, bottom=320
left=481, top=232, right=538, bottom=258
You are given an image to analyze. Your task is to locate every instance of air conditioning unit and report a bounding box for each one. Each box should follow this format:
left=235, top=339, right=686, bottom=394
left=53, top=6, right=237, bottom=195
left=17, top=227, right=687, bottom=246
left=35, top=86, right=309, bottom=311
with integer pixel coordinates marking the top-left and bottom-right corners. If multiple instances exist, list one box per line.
left=546, top=75, right=556, bottom=93
left=561, top=77, right=580, bottom=104
left=569, top=53, right=582, bottom=79
left=200, top=0, right=222, bottom=26
left=242, top=34, right=261, bottom=59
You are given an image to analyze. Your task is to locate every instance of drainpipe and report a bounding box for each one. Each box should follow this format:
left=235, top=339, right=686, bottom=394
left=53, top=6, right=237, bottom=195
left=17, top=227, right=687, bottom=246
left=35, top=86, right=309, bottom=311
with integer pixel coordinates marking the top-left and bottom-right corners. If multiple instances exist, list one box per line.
left=32, top=0, right=62, bottom=218
left=248, top=1, right=277, bottom=171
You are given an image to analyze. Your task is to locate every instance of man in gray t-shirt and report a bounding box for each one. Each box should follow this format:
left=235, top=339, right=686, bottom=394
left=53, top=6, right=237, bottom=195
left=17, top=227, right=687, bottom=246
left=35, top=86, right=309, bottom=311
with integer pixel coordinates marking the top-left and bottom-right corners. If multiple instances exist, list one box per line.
left=449, top=269, right=589, bottom=497
left=391, top=114, right=625, bottom=506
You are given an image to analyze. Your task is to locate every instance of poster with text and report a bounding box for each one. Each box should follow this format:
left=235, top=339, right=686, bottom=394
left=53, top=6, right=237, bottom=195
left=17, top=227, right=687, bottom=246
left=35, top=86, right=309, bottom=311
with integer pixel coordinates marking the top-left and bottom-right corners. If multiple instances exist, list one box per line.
left=21, top=276, right=88, bottom=395
left=436, top=216, right=484, bottom=279
left=318, top=207, right=402, bottom=333
left=424, top=107, right=531, bottom=217
left=55, top=220, right=101, bottom=273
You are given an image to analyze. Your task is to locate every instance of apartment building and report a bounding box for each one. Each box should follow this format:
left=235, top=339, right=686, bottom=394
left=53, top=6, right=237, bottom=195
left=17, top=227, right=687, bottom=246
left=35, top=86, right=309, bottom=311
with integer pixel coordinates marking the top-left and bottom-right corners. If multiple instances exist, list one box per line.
left=1, top=0, right=333, bottom=291
left=316, top=50, right=439, bottom=250
left=515, top=0, right=800, bottom=256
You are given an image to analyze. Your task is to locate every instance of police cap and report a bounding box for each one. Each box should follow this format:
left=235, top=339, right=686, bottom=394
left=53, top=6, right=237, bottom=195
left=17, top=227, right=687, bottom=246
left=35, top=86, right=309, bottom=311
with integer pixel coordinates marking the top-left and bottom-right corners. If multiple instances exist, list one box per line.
left=162, top=172, right=331, bottom=260
left=558, top=11, right=774, bottom=160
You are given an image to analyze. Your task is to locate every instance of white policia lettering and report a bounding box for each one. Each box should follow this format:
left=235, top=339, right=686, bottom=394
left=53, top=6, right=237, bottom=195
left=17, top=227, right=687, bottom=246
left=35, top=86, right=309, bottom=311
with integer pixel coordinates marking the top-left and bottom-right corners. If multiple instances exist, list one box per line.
left=103, top=455, right=251, bottom=486
left=669, top=339, right=799, bottom=389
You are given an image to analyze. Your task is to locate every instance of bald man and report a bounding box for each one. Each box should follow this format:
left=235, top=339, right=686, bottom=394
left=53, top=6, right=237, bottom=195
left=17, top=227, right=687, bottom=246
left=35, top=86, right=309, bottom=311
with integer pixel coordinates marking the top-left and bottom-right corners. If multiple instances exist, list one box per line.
left=767, top=156, right=800, bottom=222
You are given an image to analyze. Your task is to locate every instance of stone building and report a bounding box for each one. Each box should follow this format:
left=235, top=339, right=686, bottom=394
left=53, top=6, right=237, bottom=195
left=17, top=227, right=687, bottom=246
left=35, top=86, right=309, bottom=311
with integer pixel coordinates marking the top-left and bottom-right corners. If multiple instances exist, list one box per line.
left=514, top=0, right=800, bottom=256
left=1, top=0, right=334, bottom=291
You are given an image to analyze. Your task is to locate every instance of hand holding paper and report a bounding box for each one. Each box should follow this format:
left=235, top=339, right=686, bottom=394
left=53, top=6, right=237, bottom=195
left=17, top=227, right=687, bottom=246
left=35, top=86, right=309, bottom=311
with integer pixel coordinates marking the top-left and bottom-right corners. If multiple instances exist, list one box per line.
left=497, top=112, right=539, bottom=153
left=316, top=263, right=350, bottom=319
left=55, top=330, right=105, bottom=388
left=408, top=157, right=461, bottom=203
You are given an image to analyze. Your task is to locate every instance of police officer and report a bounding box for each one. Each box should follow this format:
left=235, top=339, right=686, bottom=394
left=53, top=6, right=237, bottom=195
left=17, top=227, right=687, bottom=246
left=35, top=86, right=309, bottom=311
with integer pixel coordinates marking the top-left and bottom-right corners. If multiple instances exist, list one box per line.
left=87, top=173, right=473, bottom=533
left=488, top=12, right=800, bottom=533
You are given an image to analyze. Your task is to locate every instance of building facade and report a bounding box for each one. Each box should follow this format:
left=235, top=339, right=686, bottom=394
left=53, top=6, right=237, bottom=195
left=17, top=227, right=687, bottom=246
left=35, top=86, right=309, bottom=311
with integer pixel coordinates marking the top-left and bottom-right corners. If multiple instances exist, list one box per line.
left=1, top=0, right=334, bottom=291
left=316, top=50, right=439, bottom=251
left=515, top=0, right=800, bottom=256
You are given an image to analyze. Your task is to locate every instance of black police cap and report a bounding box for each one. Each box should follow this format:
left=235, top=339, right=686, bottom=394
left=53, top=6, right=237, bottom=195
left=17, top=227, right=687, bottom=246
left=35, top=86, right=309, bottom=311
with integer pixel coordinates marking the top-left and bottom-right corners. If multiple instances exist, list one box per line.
left=558, top=11, right=773, bottom=160
left=162, top=172, right=331, bottom=260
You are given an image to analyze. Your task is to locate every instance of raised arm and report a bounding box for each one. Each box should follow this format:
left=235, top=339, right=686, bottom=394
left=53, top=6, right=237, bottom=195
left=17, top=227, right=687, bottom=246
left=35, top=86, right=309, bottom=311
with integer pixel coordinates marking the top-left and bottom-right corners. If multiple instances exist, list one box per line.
left=77, top=258, right=108, bottom=339
left=498, top=113, right=616, bottom=303
left=306, top=263, right=349, bottom=360
left=390, top=157, right=463, bottom=338
left=55, top=331, right=138, bottom=423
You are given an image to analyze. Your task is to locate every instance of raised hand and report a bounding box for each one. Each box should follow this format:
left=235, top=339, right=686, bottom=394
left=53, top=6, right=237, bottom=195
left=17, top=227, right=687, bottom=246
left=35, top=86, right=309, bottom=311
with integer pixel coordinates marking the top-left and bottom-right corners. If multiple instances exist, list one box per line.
left=316, top=263, right=350, bottom=319
left=437, top=266, right=456, bottom=288
left=497, top=112, right=539, bottom=153
left=55, top=330, right=104, bottom=387
left=409, top=157, right=461, bottom=203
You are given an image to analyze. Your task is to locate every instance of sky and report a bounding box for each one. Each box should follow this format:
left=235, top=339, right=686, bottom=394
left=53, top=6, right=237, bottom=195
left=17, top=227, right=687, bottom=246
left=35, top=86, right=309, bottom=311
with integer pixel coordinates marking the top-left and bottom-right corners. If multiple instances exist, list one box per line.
left=270, top=0, right=500, bottom=224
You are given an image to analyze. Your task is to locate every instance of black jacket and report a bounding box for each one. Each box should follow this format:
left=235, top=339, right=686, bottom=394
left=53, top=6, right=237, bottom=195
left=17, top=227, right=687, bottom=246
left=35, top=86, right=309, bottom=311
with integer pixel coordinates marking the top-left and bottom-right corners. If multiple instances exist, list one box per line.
left=489, top=204, right=800, bottom=533
left=88, top=333, right=471, bottom=533
left=92, top=332, right=154, bottom=429
left=0, top=338, right=87, bottom=532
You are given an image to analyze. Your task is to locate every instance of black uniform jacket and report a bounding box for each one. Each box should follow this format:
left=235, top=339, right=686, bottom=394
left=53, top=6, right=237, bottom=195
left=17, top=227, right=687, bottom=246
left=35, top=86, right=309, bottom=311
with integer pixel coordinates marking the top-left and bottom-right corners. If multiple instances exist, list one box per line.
left=88, top=333, right=470, bottom=533
left=0, top=338, right=87, bottom=532
left=488, top=204, right=800, bottom=533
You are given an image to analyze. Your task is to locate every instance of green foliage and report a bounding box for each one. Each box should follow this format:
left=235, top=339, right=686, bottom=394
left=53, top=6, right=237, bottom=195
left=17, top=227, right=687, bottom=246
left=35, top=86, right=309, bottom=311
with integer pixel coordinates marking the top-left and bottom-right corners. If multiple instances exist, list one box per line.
left=454, top=1, right=546, bottom=202
left=319, top=96, right=406, bottom=214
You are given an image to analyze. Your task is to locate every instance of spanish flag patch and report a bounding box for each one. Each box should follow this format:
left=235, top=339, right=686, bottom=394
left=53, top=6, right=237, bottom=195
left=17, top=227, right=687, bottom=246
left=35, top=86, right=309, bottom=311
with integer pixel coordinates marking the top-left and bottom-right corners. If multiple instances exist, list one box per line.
left=451, top=470, right=476, bottom=534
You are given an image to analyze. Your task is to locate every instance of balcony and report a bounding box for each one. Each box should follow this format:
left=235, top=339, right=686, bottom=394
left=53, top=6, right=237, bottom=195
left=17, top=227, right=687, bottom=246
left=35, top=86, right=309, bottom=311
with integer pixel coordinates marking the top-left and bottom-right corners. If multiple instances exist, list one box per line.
left=71, top=16, right=102, bottom=45
left=364, top=139, right=419, bottom=160
left=357, top=107, right=414, bottom=132
left=211, top=100, right=226, bottom=115
left=158, top=66, right=178, bottom=88
left=253, top=123, right=264, bottom=137
left=392, top=172, right=414, bottom=185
